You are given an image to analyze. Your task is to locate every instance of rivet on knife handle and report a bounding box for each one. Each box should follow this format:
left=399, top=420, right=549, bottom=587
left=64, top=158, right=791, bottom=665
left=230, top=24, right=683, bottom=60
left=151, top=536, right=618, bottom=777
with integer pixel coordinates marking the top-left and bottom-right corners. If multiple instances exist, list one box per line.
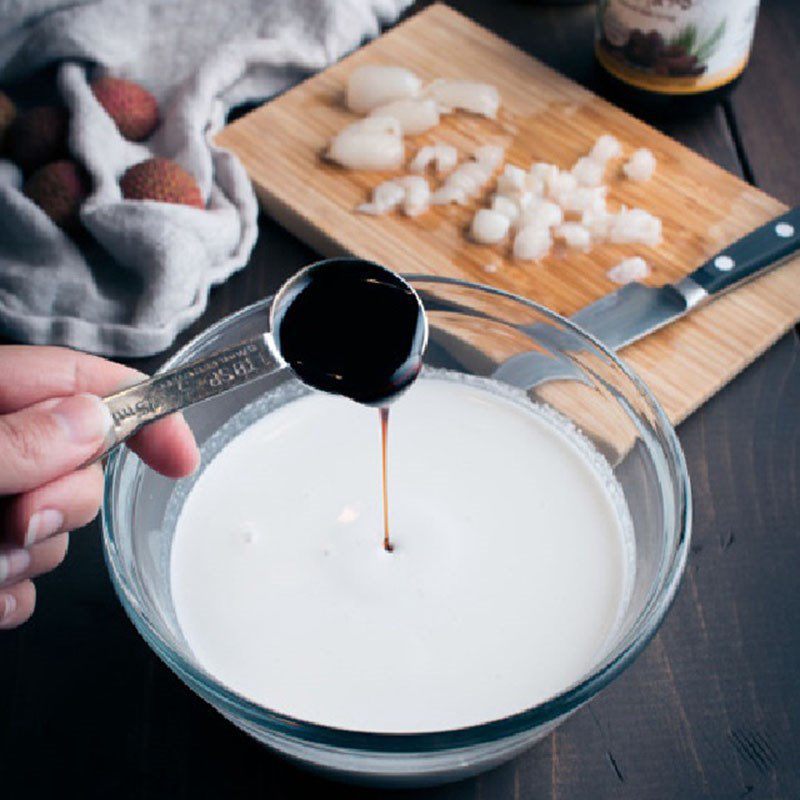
left=681, top=206, right=800, bottom=304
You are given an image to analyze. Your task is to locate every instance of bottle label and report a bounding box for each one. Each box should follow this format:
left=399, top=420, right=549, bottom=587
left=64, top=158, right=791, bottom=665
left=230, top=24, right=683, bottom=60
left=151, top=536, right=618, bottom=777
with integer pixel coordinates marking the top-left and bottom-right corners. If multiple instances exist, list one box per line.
left=596, top=0, right=761, bottom=95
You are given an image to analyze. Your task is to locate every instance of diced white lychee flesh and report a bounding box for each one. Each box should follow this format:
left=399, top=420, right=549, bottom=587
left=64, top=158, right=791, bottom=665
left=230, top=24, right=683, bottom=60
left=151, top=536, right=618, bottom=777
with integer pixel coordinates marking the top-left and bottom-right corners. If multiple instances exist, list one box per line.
left=609, top=207, right=662, bottom=246
left=424, top=79, right=500, bottom=118
left=623, top=148, right=657, bottom=182
left=517, top=199, right=563, bottom=231
left=590, top=134, right=623, bottom=163
left=357, top=175, right=431, bottom=217
left=546, top=170, right=578, bottom=205
left=471, top=208, right=510, bottom=244
left=572, top=156, right=606, bottom=188
left=328, top=117, right=404, bottom=170
left=491, top=194, right=520, bottom=222
left=340, top=79, right=663, bottom=262
left=409, top=143, right=458, bottom=176
left=396, top=175, right=431, bottom=216
left=433, top=147, right=504, bottom=206
left=431, top=184, right=468, bottom=206
left=555, top=222, right=592, bottom=251
left=346, top=66, right=422, bottom=114
left=513, top=225, right=553, bottom=260
left=496, top=164, right=527, bottom=196
left=368, top=98, right=439, bottom=135
left=473, top=144, right=505, bottom=170
left=434, top=144, right=459, bottom=175
left=356, top=180, right=406, bottom=215
left=560, top=186, right=608, bottom=215
left=607, top=256, right=651, bottom=284
left=581, top=207, right=614, bottom=240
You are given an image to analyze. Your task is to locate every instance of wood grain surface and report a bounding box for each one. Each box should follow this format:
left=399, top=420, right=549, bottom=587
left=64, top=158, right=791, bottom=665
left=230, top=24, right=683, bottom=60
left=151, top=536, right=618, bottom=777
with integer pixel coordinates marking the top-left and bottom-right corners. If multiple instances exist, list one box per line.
left=216, top=3, right=799, bottom=425
left=1, top=2, right=799, bottom=799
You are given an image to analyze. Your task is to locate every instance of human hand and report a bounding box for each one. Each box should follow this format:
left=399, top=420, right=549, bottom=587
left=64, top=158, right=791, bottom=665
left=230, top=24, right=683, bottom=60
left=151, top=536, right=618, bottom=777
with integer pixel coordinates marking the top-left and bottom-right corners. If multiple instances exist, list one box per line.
left=0, top=346, right=200, bottom=629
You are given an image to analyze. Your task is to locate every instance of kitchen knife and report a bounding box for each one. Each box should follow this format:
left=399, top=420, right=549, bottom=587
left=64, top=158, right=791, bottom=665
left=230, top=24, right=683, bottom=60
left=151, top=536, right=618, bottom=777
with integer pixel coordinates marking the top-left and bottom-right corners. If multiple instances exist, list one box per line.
left=493, top=206, right=800, bottom=388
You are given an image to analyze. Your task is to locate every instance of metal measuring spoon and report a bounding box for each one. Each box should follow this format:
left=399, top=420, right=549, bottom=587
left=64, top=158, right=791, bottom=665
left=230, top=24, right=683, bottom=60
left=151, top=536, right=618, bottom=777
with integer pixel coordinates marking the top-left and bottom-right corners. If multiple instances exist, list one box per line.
left=99, top=258, right=427, bottom=459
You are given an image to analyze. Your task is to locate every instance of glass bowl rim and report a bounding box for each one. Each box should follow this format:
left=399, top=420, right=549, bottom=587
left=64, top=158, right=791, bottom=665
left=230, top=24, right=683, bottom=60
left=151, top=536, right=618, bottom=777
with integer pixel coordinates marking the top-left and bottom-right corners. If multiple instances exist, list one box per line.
left=101, top=272, right=692, bottom=753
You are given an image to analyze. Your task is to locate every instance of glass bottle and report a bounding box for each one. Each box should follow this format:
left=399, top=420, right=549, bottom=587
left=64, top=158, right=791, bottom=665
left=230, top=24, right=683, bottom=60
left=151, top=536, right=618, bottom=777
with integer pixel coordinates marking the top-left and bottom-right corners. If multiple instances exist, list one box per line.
left=594, top=0, right=762, bottom=115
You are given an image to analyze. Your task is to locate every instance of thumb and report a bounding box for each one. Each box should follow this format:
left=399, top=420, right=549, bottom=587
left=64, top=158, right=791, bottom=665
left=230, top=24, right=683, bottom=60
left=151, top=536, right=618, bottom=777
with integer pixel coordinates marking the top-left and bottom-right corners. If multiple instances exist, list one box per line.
left=0, top=394, right=113, bottom=494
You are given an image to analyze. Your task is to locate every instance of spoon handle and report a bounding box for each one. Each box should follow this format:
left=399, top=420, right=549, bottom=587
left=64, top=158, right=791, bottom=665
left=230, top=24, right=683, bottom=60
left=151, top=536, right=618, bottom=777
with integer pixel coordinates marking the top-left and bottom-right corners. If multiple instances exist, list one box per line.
left=100, top=333, right=286, bottom=457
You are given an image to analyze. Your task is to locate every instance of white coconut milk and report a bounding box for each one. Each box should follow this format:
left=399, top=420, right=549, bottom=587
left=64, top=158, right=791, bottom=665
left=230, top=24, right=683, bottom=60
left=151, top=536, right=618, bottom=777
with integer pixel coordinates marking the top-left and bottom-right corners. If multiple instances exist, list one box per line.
left=170, top=372, right=634, bottom=733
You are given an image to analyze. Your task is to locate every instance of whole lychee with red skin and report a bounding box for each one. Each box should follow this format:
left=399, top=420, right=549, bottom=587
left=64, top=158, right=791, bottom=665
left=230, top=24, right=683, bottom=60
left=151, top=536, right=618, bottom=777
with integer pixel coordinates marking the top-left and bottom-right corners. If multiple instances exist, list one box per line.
left=0, top=90, right=17, bottom=151
left=7, top=106, right=68, bottom=173
left=120, top=158, right=204, bottom=208
left=92, top=77, right=159, bottom=141
left=24, top=160, right=89, bottom=230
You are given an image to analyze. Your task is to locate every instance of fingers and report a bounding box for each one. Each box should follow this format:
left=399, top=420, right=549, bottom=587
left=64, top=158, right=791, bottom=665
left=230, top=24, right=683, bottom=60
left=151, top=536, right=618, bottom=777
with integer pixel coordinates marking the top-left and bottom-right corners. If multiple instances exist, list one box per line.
left=128, top=413, right=201, bottom=478
left=0, top=345, right=200, bottom=479
left=0, top=344, right=200, bottom=631
left=0, top=346, right=136, bottom=413
left=25, top=534, right=70, bottom=580
left=0, top=395, right=113, bottom=494
left=0, top=579, right=35, bottom=629
left=0, top=537, right=68, bottom=630
left=0, top=534, right=70, bottom=588
left=3, top=464, right=103, bottom=547
left=0, top=533, right=70, bottom=632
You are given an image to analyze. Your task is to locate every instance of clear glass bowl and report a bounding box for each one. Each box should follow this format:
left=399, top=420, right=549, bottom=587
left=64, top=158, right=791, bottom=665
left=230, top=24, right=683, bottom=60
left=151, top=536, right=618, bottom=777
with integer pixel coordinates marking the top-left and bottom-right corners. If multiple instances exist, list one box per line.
left=102, top=276, right=691, bottom=787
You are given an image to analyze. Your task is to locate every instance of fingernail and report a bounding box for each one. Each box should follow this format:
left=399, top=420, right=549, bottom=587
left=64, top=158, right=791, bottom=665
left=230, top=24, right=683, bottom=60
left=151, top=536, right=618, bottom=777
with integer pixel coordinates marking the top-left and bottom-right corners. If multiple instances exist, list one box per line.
left=51, top=394, right=113, bottom=445
left=0, top=593, right=17, bottom=622
left=0, top=548, right=31, bottom=585
left=25, top=508, right=65, bottom=546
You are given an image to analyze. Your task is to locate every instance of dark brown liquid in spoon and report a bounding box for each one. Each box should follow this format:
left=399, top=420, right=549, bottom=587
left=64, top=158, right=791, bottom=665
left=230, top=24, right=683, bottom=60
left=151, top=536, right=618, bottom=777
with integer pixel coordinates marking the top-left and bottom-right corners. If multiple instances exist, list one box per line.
left=272, top=259, right=425, bottom=406
left=272, top=259, right=426, bottom=551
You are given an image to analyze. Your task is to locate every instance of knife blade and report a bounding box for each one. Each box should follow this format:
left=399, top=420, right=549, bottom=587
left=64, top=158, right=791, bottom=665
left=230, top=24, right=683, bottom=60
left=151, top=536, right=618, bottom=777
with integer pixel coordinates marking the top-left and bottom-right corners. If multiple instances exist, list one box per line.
left=493, top=206, right=800, bottom=388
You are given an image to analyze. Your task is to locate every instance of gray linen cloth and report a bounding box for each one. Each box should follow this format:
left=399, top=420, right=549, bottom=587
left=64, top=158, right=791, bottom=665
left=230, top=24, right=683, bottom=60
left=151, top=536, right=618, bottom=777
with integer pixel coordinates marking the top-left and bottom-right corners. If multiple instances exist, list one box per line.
left=0, top=0, right=410, bottom=357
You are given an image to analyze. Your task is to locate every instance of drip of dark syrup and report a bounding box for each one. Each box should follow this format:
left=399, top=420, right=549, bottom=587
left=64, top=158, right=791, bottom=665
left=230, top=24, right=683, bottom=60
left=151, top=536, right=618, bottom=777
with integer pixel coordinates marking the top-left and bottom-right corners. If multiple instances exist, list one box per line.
left=271, top=258, right=427, bottom=552
left=379, top=407, right=393, bottom=552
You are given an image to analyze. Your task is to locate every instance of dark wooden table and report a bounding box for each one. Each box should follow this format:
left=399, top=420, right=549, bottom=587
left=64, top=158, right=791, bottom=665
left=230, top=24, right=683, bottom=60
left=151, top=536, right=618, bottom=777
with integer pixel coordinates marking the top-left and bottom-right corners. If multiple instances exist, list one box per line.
left=2, top=2, right=799, bottom=798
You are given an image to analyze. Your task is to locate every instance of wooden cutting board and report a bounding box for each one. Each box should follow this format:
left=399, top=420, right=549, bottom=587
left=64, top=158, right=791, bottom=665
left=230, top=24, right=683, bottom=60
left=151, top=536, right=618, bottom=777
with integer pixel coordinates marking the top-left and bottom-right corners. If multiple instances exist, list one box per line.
left=216, top=3, right=799, bottom=425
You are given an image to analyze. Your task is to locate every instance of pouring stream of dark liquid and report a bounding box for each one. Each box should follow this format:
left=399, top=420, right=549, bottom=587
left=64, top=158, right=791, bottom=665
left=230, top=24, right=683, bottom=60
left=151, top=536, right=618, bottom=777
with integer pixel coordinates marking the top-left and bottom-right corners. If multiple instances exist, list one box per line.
left=379, top=407, right=393, bottom=552
left=271, top=258, right=426, bottom=552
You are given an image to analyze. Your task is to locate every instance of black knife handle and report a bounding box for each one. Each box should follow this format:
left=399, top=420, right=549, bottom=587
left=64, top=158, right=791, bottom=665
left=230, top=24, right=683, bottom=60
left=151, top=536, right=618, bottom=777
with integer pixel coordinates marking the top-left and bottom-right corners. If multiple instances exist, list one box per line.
left=687, top=206, right=800, bottom=297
